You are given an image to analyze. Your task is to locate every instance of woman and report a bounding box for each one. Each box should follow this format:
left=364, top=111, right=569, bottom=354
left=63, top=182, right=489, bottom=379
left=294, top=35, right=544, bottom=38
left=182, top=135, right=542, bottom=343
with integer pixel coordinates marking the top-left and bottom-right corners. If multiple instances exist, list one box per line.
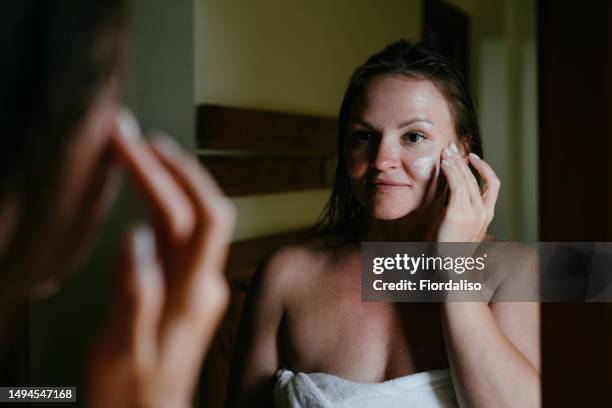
left=0, top=0, right=234, bottom=406
left=227, top=40, right=540, bottom=407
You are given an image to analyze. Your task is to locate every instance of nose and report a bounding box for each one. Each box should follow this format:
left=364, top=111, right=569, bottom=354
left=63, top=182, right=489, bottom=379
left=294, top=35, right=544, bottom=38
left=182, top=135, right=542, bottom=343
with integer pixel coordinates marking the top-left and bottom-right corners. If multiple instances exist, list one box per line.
left=371, top=136, right=400, bottom=170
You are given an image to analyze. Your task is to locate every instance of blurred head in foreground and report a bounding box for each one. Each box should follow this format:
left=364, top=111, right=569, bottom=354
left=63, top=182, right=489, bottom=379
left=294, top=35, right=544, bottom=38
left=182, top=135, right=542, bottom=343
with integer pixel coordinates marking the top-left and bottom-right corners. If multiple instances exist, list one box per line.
left=0, top=0, right=126, bottom=302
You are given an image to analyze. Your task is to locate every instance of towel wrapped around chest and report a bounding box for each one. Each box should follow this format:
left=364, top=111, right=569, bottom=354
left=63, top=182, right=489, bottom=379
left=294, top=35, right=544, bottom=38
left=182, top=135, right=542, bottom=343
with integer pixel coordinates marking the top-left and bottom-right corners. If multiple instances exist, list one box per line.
left=273, top=368, right=458, bottom=408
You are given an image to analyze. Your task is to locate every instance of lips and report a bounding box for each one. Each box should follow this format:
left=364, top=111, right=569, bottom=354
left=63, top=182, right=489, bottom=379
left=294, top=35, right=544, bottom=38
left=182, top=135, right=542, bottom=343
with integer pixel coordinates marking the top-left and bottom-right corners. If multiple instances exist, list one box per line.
left=368, top=179, right=411, bottom=192
left=369, top=177, right=410, bottom=186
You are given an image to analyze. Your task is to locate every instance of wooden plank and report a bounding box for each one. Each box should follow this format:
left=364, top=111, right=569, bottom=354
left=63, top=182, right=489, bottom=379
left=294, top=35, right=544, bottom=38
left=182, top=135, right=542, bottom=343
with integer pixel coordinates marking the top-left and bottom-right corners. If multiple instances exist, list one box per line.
left=199, top=154, right=333, bottom=196
left=197, top=104, right=337, bottom=155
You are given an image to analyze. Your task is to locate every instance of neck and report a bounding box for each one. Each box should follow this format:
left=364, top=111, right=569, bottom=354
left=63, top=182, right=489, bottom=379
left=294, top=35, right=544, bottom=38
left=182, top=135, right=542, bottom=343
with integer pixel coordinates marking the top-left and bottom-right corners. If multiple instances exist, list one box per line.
left=362, top=197, right=445, bottom=242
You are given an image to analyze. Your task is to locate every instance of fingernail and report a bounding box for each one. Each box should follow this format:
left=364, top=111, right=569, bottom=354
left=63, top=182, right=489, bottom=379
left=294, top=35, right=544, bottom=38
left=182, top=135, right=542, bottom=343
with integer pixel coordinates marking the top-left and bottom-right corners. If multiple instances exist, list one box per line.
left=442, top=159, right=450, bottom=167
left=450, top=143, right=459, bottom=154
left=115, top=106, right=141, bottom=143
left=151, top=135, right=181, bottom=158
left=443, top=147, right=453, bottom=157
left=469, top=152, right=480, bottom=161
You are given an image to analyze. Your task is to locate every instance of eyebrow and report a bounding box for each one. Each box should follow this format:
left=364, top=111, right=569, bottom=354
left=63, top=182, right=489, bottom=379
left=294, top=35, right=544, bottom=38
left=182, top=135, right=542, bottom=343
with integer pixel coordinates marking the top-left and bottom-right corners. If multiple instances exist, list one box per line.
left=351, top=117, right=434, bottom=130
left=397, top=118, right=434, bottom=128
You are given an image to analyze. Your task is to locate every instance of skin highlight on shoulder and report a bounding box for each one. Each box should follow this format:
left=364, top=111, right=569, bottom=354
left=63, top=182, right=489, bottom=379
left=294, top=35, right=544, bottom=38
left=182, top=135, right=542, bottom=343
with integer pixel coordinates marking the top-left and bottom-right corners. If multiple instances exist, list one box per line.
left=255, top=238, right=355, bottom=303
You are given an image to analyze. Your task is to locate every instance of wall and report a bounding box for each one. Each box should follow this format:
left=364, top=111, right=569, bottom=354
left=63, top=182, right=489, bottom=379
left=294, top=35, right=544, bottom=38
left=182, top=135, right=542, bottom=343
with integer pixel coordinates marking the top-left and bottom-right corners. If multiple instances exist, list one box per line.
left=195, top=0, right=422, bottom=241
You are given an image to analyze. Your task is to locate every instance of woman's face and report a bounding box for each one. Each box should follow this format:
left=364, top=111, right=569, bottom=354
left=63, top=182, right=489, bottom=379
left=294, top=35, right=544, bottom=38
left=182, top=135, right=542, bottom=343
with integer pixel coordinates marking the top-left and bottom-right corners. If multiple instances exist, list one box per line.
left=346, top=75, right=462, bottom=220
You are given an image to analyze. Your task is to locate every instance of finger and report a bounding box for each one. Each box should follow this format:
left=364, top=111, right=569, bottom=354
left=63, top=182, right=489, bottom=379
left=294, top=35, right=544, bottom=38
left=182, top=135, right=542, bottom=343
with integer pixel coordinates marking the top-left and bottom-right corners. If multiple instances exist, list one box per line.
left=148, top=137, right=232, bottom=379
left=109, top=108, right=196, bottom=243
left=469, top=153, right=500, bottom=209
left=440, top=146, right=468, bottom=211
left=108, top=225, right=164, bottom=365
left=148, top=137, right=232, bottom=329
left=150, top=136, right=235, bottom=281
left=450, top=149, right=482, bottom=207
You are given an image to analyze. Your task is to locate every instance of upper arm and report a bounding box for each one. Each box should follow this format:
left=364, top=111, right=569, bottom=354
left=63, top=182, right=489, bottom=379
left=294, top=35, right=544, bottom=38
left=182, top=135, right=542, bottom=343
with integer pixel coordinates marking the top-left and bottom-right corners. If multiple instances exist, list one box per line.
left=490, top=301, right=540, bottom=372
left=224, top=249, right=293, bottom=407
left=490, top=246, right=541, bottom=372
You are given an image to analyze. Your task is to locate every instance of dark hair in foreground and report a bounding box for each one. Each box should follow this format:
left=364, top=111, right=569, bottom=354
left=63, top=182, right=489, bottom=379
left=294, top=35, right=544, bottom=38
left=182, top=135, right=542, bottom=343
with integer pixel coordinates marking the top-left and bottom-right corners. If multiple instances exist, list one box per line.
left=0, top=0, right=126, bottom=283
left=313, top=40, right=483, bottom=239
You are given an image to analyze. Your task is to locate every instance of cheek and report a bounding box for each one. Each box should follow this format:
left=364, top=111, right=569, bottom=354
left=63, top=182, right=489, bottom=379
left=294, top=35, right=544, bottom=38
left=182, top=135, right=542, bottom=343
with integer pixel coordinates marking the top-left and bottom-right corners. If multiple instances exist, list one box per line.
left=404, top=144, right=443, bottom=182
left=410, top=155, right=439, bottom=180
left=55, top=105, right=115, bottom=223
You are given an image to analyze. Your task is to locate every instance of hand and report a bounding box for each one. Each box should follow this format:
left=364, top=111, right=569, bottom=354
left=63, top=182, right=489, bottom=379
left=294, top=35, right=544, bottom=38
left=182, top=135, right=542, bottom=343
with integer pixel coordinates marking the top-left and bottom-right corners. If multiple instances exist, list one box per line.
left=436, top=142, right=500, bottom=243
left=87, top=109, right=235, bottom=408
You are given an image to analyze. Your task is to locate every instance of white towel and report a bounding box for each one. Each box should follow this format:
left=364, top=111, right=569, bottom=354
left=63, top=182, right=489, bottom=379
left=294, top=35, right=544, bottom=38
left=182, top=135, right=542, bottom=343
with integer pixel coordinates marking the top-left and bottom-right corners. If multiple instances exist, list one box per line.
left=274, top=368, right=458, bottom=408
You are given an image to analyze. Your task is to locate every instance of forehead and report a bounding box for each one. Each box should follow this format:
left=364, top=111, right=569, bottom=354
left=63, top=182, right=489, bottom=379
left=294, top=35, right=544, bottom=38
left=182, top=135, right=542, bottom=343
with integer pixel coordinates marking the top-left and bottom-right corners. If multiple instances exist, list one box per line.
left=350, top=75, right=454, bottom=129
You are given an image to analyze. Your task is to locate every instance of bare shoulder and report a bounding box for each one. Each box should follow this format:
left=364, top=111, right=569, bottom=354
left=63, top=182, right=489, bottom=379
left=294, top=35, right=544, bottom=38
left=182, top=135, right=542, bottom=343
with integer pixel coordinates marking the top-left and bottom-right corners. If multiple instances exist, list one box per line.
left=485, top=239, right=540, bottom=302
left=481, top=238, right=539, bottom=284
left=261, top=238, right=331, bottom=276
left=482, top=236, right=537, bottom=260
left=250, top=237, right=337, bottom=303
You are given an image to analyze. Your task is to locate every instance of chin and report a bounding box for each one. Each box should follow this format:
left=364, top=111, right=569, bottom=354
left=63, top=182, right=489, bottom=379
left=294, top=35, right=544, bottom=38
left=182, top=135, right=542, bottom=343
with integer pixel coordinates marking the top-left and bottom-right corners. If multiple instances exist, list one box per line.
left=368, top=204, right=418, bottom=220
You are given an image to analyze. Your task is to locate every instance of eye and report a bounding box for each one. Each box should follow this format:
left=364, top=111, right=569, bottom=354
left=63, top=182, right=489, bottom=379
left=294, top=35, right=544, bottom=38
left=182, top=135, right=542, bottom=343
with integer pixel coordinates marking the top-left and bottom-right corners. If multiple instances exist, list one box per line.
left=403, top=131, right=426, bottom=143
left=351, top=130, right=375, bottom=144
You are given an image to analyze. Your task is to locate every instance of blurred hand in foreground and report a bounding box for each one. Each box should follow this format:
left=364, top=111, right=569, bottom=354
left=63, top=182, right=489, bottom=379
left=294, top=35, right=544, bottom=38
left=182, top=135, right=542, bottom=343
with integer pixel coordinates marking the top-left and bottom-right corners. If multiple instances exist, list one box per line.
left=87, top=109, right=235, bottom=408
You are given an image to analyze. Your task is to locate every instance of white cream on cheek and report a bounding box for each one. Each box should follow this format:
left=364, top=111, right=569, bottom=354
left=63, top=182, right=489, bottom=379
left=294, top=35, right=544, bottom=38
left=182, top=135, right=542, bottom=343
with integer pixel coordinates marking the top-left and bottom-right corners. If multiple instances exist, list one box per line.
left=412, top=155, right=440, bottom=179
